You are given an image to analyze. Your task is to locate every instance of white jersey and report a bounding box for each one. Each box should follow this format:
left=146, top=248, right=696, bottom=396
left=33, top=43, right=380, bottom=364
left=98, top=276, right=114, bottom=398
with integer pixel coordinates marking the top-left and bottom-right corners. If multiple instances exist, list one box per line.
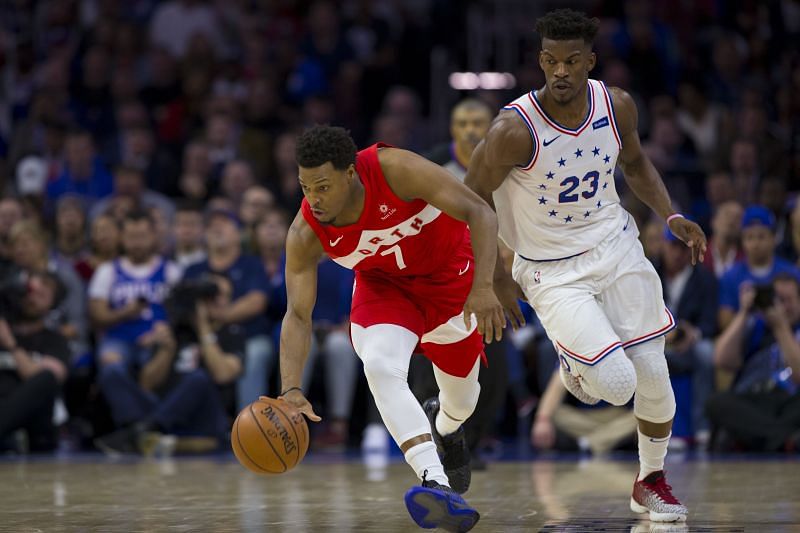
left=493, top=79, right=628, bottom=261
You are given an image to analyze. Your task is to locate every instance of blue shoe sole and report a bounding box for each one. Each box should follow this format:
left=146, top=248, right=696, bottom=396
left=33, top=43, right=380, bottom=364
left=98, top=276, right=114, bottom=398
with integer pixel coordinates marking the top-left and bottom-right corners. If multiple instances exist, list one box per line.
left=404, top=486, right=480, bottom=532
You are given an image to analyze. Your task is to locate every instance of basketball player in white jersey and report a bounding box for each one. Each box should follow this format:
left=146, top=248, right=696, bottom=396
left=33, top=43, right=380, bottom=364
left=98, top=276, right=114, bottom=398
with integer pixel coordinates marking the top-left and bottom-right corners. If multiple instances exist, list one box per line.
left=465, top=9, right=706, bottom=523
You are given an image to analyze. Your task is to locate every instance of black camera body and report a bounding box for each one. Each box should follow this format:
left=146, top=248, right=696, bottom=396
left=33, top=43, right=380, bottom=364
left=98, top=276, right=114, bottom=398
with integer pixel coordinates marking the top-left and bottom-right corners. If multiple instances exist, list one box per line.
left=753, top=284, right=775, bottom=311
left=163, top=276, right=219, bottom=328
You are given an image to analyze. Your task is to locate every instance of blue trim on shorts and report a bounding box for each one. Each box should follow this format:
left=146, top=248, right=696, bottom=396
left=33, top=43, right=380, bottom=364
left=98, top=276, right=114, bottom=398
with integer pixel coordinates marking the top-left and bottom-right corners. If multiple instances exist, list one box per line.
left=518, top=250, right=588, bottom=263
left=558, top=343, right=624, bottom=367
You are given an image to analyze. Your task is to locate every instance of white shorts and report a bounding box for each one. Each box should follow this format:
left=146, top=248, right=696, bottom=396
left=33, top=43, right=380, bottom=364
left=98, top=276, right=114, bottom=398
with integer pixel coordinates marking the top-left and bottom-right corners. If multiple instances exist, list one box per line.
left=512, top=215, right=674, bottom=368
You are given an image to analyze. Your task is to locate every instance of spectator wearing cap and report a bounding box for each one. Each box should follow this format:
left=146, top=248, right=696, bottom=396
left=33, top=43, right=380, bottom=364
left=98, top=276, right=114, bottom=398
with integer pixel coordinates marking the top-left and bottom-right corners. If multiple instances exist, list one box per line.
left=182, top=208, right=272, bottom=411
left=659, top=225, right=719, bottom=446
left=718, top=206, right=800, bottom=330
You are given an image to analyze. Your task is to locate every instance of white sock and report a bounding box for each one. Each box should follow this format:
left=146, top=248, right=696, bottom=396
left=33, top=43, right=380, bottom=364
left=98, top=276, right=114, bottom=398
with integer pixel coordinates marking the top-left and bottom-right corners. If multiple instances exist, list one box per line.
left=638, top=429, right=670, bottom=481
left=404, top=441, right=449, bottom=486
left=435, top=408, right=463, bottom=437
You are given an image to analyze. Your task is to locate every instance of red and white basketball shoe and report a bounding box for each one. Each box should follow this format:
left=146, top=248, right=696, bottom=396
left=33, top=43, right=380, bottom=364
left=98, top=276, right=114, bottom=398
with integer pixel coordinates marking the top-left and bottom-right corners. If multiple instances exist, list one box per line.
left=630, top=471, right=688, bottom=522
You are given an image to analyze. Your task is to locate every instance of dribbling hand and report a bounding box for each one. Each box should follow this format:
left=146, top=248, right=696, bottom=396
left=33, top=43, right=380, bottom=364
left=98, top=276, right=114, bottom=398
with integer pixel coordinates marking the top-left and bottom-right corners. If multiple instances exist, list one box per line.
left=273, top=391, right=321, bottom=422
left=668, top=217, right=707, bottom=265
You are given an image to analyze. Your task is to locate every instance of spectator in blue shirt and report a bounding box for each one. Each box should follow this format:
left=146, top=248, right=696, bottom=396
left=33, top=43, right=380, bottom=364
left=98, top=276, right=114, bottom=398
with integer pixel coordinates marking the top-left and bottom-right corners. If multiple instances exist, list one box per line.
left=46, top=129, right=113, bottom=204
left=708, top=273, right=800, bottom=451
left=183, top=208, right=271, bottom=411
left=718, top=206, right=800, bottom=330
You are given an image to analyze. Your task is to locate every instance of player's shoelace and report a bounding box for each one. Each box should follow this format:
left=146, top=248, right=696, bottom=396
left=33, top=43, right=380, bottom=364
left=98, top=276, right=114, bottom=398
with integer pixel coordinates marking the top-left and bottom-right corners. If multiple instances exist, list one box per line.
left=643, top=472, right=680, bottom=505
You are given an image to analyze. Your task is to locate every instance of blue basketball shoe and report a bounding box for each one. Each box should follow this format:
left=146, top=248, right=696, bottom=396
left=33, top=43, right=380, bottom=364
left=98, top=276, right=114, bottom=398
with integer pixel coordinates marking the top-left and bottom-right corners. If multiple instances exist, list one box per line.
left=404, top=473, right=480, bottom=532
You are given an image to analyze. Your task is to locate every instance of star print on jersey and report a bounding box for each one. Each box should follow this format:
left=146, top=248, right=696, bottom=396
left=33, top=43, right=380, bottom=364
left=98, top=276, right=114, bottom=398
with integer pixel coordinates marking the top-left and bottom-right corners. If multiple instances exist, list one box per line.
left=592, top=147, right=600, bottom=156
left=549, top=210, right=558, bottom=217
left=546, top=171, right=555, bottom=180
left=558, top=158, right=566, bottom=167
left=584, top=211, right=591, bottom=218
left=564, top=215, right=573, bottom=223
left=538, top=184, right=547, bottom=190
left=602, top=182, right=608, bottom=189
left=596, top=200, right=602, bottom=208
left=606, top=168, right=612, bottom=175
left=538, top=196, right=547, bottom=205
left=603, top=154, right=610, bottom=164
left=574, top=148, right=583, bottom=158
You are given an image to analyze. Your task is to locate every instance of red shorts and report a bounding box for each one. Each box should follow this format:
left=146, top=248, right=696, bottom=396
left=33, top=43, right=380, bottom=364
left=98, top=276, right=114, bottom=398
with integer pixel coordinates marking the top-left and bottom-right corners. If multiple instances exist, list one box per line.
left=350, top=240, right=485, bottom=378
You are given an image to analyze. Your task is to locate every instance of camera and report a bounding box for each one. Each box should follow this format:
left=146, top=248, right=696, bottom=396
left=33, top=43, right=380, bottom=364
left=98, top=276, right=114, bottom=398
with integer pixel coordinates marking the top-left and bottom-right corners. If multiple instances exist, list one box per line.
left=0, top=265, right=30, bottom=320
left=163, top=276, right=219, bottom=328
left=753, top=284, right=775, bottom=310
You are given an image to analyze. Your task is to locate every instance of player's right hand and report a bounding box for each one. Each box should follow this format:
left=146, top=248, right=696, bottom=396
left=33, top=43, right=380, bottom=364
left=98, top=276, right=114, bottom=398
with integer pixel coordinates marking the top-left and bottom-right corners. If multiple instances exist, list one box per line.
left=274, top=391, right=322, bottom=422
left=494, top=274, right=526, bottom=330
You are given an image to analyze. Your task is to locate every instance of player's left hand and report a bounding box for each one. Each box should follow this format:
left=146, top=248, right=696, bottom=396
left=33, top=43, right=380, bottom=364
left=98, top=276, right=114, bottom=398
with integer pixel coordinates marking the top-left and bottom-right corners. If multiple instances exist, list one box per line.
left=668, top=217, right=707, bottom=265
left=464, top=286, right=506, bottom=343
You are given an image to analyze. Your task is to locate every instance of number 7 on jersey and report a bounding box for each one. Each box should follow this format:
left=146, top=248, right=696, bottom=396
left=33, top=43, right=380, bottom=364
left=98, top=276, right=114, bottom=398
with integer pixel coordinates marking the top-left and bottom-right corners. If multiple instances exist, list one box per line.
left=380, top=244, right=407, bottom=270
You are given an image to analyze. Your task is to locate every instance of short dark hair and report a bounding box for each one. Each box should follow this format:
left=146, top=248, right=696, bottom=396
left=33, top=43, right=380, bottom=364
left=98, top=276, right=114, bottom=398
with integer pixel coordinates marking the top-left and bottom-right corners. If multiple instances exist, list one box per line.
left=451, top=98, right=493, bottom=119
left=535, top=9, right=599, bottom=45
left=296, top=125, right=357, bottom=171
left=175, top=198, right=204, bottom=215
left=773, top=273, right=800, bottom=293
left=122, top=210, right=154, bottom=228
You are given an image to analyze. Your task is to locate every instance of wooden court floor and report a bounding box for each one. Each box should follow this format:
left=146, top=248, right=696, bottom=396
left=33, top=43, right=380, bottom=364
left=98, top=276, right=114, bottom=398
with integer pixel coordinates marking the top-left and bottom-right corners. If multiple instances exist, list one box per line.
left=0, top=454, right=798, bottom=532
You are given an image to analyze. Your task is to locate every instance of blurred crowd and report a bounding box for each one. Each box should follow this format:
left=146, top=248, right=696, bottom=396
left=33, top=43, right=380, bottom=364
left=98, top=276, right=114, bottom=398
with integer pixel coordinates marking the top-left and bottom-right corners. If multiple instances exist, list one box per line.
left=0, top=0, right=799, bottom=457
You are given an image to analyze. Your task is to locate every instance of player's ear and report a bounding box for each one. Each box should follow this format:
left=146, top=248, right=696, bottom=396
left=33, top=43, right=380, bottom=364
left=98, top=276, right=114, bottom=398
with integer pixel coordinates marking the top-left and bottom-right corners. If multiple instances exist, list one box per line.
left=346, top=164, right=356, bottom=182
left=587, top=51, right=596, bottom=72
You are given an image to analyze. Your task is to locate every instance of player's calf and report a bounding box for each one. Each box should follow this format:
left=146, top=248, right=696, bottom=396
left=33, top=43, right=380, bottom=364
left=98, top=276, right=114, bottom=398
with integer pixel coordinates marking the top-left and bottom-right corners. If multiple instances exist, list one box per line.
left=423, top=397, right=471, bottom=494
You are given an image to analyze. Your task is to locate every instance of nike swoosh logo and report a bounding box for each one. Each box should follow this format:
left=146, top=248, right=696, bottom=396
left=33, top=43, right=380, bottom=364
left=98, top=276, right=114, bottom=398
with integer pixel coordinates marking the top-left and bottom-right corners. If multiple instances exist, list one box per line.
left=542, top=135, right=561, bottom=147
left=329, top=236, right=343, bottom=246
left=458, top=261, right=470, bottom=275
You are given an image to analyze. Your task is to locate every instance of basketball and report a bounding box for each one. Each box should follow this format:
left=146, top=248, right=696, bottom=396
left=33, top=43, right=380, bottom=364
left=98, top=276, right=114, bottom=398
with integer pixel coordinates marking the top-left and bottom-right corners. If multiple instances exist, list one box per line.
left=231, top=397, right=309, bottom=474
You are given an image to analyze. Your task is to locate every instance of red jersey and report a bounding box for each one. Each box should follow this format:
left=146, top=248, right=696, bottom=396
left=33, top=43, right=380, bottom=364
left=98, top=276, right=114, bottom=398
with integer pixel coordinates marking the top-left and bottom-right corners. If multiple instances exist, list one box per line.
left=301, top=143, right=471, bottom=277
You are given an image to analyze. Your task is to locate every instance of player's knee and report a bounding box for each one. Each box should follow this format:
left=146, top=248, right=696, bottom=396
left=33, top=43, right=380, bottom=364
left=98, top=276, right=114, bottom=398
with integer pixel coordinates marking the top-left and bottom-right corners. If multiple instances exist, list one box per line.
left=634, top=386, right=676, bottom=423
left=588, top=350, right=636, bottom=406
left=360, top=342, right=407, bottom=384
left=440, top=381, right=480, bottom=420
left=629, top=345, right=676, bottom=422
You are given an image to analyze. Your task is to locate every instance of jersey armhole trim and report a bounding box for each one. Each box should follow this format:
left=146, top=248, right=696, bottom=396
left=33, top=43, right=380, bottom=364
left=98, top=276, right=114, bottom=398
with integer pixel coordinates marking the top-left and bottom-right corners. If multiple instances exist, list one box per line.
left=599, top=81, right=623, bottom=150
left=503, top=104, right=539, bottom=170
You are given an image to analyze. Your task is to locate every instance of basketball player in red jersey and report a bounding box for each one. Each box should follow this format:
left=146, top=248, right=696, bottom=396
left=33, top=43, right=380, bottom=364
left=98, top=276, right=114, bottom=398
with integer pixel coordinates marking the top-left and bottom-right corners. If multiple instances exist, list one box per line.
left=279, top=126, right=508, bottom=531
